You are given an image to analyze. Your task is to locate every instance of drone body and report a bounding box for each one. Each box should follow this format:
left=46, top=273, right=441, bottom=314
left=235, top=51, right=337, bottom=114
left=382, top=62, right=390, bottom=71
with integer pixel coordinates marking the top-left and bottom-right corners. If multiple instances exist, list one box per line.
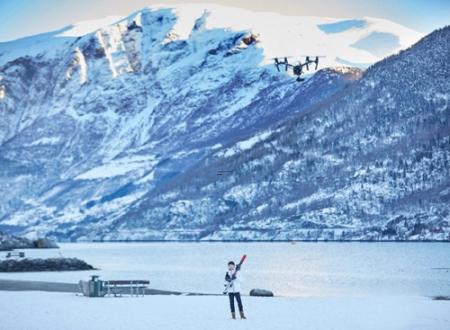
left=274, top=56, right=322, bottom=82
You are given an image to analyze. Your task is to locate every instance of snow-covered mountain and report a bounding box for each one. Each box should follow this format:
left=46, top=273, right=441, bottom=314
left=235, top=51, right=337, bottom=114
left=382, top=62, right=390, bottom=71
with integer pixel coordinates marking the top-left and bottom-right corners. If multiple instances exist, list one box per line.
left=128, top=26, right=449, bottom=242
left=0, top=3, right=423, bottom=69
left=0, top=4, right=447, bottom=241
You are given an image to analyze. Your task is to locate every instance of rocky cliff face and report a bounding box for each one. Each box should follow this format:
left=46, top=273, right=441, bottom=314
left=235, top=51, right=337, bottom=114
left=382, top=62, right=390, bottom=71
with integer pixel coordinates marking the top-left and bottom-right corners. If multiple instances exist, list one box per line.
left=0, top=5, right=447, bottom=241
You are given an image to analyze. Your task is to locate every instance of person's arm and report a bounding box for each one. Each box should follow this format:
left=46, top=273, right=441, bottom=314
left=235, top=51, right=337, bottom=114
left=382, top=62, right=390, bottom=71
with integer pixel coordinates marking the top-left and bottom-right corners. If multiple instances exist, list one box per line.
left=225, top=272, right=232, bottom=282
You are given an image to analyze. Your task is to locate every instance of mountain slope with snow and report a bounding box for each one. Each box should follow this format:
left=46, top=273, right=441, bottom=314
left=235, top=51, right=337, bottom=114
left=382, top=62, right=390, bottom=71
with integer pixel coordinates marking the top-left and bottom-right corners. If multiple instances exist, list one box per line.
left=0, top=5, right=446, bottom=241
left=107, top=26, right=449, bottom=241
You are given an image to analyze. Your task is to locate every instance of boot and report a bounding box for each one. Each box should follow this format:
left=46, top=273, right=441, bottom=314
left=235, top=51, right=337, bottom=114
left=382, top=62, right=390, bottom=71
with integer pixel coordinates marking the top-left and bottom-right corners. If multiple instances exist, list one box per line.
left=231, top=312, right=236, bottom=319
left=239, top=311, right=246, bottom=319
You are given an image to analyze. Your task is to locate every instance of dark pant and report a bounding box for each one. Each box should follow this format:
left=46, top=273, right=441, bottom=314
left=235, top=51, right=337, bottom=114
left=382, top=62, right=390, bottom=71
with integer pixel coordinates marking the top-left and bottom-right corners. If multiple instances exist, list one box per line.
left=228, top=292, right=243, bottom=313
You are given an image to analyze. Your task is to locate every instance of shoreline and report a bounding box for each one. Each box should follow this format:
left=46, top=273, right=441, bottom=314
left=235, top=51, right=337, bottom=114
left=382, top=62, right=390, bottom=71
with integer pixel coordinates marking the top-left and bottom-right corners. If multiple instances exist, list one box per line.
left=56, top=240, right=450, bottom=243
left=0, top=279, right=221, bottom=296
left=1, top=279, right=448, bottom=301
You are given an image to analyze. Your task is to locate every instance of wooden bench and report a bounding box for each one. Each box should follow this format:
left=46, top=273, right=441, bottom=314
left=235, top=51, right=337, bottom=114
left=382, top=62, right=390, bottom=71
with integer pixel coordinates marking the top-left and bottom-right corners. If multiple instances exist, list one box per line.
left=5, top=252, right=25, bottom=259
left=104, top=280, right=150, bottom=297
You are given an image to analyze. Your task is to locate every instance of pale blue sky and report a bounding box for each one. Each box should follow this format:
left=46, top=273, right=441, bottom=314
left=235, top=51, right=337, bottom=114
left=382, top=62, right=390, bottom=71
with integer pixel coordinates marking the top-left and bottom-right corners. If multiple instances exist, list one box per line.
left=0, top=0, right=449, bottom=42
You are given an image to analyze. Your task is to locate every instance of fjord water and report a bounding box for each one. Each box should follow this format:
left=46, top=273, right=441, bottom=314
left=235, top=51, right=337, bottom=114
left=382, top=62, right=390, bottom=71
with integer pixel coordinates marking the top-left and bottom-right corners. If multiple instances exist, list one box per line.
left=1, top=243, right=449, bottom=297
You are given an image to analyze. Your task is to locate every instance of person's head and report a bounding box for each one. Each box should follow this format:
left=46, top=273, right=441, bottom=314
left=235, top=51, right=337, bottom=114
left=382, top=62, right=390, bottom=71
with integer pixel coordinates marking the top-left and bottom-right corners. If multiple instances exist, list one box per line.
left=228, top=261, right=235, bottom=271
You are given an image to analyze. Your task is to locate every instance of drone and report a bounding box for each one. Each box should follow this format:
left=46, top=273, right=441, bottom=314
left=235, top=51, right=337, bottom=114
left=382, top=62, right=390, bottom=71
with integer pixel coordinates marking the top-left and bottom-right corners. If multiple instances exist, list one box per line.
left=274, top=56, right=323, bottom=82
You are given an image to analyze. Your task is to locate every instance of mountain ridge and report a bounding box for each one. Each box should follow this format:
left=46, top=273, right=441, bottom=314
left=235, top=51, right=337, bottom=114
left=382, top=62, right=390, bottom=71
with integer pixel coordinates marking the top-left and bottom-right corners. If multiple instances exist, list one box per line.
left=0, top=6, right=447, bottom=241
left=0, top=3, right=423, bottom=67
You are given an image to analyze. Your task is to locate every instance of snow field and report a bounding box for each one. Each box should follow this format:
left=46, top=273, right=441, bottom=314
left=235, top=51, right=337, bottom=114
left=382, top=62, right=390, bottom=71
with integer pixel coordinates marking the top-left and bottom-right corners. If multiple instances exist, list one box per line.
left=0, top=291, right=448, bottom=330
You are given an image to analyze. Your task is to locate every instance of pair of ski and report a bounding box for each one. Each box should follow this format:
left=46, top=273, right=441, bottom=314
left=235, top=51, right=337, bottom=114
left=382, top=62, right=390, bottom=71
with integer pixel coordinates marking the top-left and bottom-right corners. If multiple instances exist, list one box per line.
left=223, top=254, right=247, bottom=294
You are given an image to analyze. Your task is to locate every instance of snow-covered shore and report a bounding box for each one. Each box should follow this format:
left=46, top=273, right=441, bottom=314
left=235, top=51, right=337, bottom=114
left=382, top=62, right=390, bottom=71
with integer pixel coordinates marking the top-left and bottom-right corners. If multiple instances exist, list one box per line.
left=0, top=291, right=448, bottom=330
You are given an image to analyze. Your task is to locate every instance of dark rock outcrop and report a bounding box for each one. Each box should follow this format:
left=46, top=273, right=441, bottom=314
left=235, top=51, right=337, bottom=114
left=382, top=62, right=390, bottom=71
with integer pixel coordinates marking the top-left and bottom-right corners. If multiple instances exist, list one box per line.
left=0, top=231, right=59, bottom=250
left=0, top=231, right=33, bottom=251
left=249, top=288, right=274, bottom=297
left=0, top=258, right=95, bottom=272
left=33, top=238, right=59, bottom=249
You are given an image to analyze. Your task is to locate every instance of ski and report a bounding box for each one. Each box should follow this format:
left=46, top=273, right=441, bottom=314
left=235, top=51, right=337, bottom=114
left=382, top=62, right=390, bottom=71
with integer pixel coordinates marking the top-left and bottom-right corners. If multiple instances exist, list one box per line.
left=223, top=254, right=247, bottom=294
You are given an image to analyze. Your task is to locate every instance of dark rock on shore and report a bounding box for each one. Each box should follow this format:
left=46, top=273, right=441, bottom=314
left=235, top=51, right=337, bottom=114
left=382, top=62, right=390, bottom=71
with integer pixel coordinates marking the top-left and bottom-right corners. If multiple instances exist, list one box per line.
left=0, top=231, right=59, bottom=251
left=0, top=231, right=33, bottom=251
left=433, top=296, right=450, bottom=301
left=33, top=238, right=59, bottom=249
left=0, top=258, right=95, bottom=272
left=249, top=288, right=274, bottom=297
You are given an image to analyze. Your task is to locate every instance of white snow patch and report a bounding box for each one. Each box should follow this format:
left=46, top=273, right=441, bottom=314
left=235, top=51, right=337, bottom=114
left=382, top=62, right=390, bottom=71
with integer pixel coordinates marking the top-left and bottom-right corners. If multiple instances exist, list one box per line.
left=322, top=153, right=344, bottom=165
left=220, top=131, right=272, bottom=158
left=56, top=16, right=123, bottom=37
left=170, top=200, right=193, bottom=215
left=224, top=183, right=258, bottom=205
left=76, top=155, right=157, bottom=180
left=253, top=203, right=268, bottom=215
left=28, top=137, right=61, bottom=146
left=283, top=189, right=332, bottom=210
left=0, top=85, right=5, bottom=100
left=66, top=48, right=88, bottom=84
left=136, top=170, right=155, bottom=184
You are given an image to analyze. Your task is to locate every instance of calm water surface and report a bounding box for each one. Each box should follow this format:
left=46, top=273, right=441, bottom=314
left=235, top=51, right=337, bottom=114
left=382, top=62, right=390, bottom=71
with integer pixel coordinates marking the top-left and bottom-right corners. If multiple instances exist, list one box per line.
left=1, top=242, right=449, bottom=297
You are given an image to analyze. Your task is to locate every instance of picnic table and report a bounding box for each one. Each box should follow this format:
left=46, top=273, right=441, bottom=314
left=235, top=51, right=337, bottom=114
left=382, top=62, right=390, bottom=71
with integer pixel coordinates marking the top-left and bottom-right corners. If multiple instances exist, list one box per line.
left=5, top=252, right=25, bottom=259
left=104, top=280, right=150, bottom=297
left=79, top=276, right=150, bottom=297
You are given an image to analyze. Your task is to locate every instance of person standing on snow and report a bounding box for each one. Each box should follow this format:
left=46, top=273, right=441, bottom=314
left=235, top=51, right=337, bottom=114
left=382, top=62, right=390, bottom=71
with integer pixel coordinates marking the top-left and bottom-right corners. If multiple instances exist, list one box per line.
left=225, top=261, right=246, bottom=320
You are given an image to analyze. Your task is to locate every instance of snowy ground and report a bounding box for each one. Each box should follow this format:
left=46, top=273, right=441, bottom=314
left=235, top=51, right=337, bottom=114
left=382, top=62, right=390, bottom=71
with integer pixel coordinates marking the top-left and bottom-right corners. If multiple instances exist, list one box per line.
left=0, top=291, right=448, bottom=330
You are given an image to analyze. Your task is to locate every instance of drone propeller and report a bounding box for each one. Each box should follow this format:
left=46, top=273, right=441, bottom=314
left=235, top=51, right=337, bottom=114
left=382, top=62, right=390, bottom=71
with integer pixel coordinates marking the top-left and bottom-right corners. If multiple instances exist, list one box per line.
left=299, top=54, right=326, bottom=58
left=271, top=56, right=295, bottom=59
left=314, top=56, right=319, bottom=70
